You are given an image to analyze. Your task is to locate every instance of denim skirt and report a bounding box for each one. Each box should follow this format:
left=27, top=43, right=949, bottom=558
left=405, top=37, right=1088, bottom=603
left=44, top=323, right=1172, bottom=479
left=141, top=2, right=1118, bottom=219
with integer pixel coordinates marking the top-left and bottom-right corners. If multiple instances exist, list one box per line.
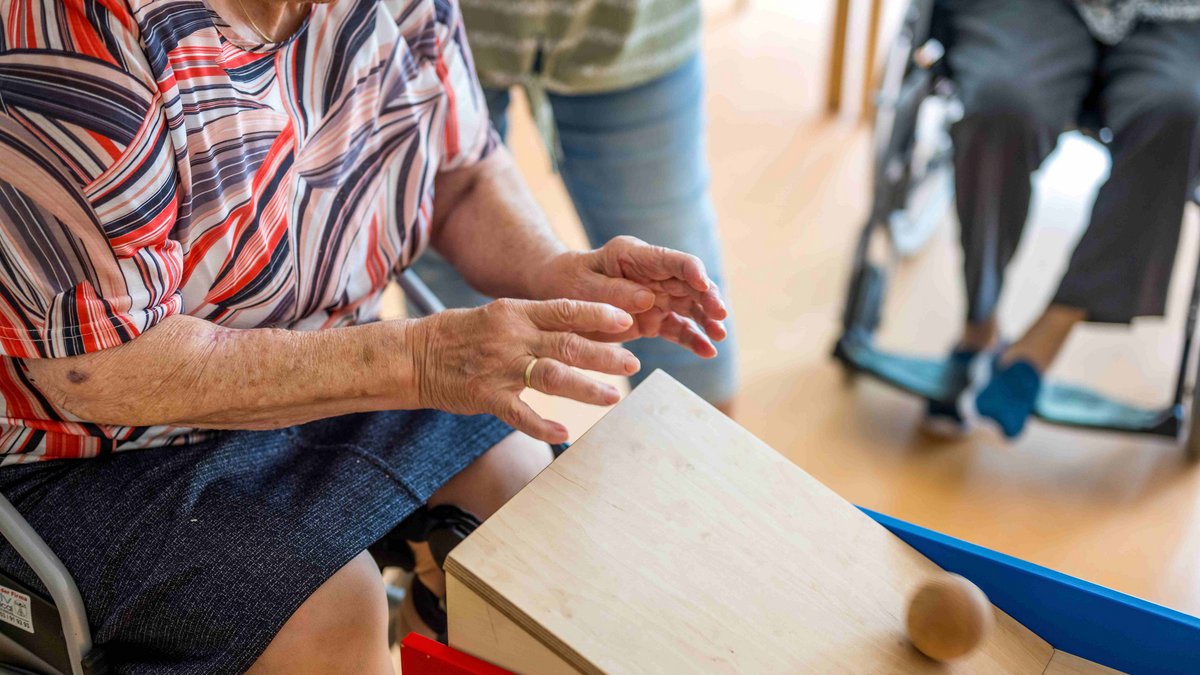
left=0, top=409, right=512, bottom=674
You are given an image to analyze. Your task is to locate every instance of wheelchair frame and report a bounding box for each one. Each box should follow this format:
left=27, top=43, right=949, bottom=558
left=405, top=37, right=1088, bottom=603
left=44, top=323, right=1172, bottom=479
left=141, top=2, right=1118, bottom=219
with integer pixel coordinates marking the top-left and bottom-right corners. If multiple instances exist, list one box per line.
left=833, top=0, right=1200, bottom=458
left=0, top=270, right=449, bottom=674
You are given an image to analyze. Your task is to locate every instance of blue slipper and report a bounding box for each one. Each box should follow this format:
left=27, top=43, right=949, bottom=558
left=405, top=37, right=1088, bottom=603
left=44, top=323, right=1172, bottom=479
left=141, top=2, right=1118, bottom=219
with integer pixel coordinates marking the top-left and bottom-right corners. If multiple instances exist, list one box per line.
left=971, top=358, right=1041, bottom=439
left=922, top=349, right=979, bottom=437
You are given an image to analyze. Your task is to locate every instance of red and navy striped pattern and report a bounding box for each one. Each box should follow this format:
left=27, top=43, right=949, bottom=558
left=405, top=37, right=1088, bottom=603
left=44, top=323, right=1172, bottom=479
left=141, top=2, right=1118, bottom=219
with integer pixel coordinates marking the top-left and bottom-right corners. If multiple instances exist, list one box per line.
left=0, top=0, right=496, bottom=462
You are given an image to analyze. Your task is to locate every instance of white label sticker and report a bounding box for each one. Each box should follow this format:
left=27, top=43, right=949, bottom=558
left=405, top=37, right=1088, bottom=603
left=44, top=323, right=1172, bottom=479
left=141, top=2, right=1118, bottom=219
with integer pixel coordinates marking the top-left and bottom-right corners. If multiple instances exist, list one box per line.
left=0, top=586, right=33, bottom=633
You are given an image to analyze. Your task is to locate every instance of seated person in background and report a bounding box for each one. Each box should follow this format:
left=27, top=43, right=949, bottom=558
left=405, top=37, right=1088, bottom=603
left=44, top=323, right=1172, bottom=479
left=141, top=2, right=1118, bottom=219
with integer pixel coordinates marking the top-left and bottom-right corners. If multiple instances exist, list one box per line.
left=0, top=0, right=726, bottom=671
left=411, top=0, right=739, bottom=414
left=927, top=0, right=1200, bottom=439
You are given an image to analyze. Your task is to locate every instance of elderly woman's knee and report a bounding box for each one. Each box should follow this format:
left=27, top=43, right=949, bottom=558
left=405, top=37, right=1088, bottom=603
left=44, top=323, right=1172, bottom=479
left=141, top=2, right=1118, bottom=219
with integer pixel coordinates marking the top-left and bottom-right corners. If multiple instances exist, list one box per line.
left=430, top=432, right=553, bottom=521
left=249, top=551, right=392, bottom=675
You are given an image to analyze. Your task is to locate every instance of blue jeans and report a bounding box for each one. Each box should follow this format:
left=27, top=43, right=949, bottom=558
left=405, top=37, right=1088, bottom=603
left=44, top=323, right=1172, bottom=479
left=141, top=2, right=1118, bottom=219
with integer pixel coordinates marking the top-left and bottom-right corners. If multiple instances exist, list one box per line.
left=412, top=55, right=737, bottom=404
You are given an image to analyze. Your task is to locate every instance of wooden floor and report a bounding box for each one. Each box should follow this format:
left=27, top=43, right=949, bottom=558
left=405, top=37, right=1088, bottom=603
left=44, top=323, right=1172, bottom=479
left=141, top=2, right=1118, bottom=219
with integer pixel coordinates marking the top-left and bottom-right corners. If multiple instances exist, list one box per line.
left=474, top=0, right=1200, bottom=621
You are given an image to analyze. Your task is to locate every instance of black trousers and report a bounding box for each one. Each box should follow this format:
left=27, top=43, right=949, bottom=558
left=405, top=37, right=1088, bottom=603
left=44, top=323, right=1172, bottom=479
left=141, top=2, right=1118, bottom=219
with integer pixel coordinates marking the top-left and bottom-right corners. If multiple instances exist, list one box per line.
left=944, top=0, right=1200, bottom=324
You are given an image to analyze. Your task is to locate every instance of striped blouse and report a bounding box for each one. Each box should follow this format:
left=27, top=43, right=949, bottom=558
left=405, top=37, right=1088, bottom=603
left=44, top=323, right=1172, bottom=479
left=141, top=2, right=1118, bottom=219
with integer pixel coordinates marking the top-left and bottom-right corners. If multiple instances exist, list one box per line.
left=0, top=0, right=496, bottom=463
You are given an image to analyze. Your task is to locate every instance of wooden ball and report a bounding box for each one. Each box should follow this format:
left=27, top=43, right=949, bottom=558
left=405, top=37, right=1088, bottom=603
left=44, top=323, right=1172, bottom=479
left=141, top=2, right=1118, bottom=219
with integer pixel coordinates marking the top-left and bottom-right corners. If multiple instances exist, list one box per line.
left=905, top=573, right=994, bottom=662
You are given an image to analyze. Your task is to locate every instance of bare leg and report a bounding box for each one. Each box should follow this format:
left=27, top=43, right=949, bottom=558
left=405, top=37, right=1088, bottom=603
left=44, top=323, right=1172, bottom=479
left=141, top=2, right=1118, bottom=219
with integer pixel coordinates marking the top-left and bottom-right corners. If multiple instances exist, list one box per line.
left=249, top=551, right=394, bottom=675
left=1001, top=304, right=1086, bottom=372
left=400, top=432, right=553, bottom=638
left=958, top=317, right=999, bottom=353
left=970, top=304, right=1087, bottom=439
left=427, top=432, right=553, bottom=517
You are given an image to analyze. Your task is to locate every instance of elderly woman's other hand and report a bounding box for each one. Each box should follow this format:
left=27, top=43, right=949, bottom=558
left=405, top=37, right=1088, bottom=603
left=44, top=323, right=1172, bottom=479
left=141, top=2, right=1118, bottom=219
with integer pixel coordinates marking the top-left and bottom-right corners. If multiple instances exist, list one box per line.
left=543, top=236, right=729, bottom=358
left=410, top=298, right=640, bottom=444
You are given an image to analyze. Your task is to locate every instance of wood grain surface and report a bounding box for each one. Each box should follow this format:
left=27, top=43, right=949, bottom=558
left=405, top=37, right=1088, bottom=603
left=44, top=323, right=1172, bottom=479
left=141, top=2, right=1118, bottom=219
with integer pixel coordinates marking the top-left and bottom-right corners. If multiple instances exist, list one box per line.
left=447, top=371, right=1053, bottom=674
left=447, top=574, right=581, bottom=674
left=1043, top=651, right=1124, bottom=675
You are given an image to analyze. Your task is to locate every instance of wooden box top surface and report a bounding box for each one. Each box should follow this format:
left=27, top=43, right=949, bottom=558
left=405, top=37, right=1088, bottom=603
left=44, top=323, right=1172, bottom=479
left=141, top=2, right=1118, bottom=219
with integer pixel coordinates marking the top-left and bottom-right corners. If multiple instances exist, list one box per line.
left=446, top=371, right=1052, bottom=674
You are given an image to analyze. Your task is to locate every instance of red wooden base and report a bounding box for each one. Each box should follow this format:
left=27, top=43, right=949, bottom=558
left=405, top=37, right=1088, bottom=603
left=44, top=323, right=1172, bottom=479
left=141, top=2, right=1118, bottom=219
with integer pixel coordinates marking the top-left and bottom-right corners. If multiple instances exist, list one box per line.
left=399, top=633, right=513, bottom=675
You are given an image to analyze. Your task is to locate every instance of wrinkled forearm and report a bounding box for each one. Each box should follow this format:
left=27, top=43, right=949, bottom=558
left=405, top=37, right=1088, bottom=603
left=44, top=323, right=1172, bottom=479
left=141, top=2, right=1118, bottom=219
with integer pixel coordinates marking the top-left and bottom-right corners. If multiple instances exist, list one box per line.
left=431, top=147, right=569, bottom=300
left=23, top=314, right=423, bottom=430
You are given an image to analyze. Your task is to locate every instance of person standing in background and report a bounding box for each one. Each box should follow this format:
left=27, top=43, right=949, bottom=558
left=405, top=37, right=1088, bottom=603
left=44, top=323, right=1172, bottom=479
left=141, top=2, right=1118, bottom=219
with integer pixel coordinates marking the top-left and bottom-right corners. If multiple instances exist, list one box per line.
left=413, top=0, right=739, bottom=414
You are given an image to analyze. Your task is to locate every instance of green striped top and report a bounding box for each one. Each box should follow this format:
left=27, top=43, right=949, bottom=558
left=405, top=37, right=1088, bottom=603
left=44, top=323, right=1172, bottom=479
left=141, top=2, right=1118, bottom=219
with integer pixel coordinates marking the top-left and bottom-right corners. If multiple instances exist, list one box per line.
left=460, top=0, right=702, bottom=95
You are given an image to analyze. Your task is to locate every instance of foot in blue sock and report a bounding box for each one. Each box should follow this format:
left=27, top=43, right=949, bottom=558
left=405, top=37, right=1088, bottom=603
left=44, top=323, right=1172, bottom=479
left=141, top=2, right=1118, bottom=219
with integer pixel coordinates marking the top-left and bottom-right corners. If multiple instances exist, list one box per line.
left=973, top=358, right=1041, bottom=439
left=922, top=349, right=978, bottom=437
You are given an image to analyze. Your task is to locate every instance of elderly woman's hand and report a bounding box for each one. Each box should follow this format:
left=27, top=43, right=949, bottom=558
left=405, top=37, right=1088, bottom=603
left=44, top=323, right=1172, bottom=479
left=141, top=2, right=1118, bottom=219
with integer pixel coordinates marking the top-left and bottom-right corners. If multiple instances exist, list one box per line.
left=410, top=298, right=640, bottom=444
left=543, top=236, right=729, bottom=358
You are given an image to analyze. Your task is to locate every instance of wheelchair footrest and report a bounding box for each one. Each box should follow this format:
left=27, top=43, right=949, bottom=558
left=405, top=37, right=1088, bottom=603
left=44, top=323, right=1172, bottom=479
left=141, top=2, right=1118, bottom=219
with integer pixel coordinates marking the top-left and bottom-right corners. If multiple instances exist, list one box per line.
left=834, top=333, right=1181, bottom=438
left=1037, top=383, right=1181, bottom=437
left=834, top=332, right=958, bottom=403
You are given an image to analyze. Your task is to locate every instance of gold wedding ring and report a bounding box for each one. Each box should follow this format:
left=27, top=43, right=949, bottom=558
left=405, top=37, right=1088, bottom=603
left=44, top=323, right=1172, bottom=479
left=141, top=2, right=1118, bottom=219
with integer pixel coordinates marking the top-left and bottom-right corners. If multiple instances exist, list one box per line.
left=523, top=357, right=539, bottom=389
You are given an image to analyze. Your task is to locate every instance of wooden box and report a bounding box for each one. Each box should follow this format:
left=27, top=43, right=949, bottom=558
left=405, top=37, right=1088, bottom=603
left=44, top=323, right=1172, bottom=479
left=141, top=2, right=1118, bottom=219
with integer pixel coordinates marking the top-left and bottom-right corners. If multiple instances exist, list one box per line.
left=445, top=372, right=1193, bottom=673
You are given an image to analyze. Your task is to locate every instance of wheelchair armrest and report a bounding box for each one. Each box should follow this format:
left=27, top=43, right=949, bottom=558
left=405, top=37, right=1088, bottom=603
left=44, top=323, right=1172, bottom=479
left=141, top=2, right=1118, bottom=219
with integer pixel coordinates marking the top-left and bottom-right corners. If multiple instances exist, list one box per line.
left=0, top=494, right=94, bottom=675
left=398, top=269, right=446, bottom=318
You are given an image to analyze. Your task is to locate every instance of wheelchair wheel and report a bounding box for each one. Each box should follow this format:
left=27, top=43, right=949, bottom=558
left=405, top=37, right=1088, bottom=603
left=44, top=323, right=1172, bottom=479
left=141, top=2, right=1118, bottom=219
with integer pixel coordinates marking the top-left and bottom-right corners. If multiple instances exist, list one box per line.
left=1184, top=325, right=1200, bottom=462
left=1178, top=246, right=1200, bottom=463
left=842, top=259, right=886, bottom=336
left=1186, top=428, right=1200, bottom=463
left=836, top=229, right=887, bottom=386
left=868, top=0, right=954, bottom=262
left=888, top=96, right=955, bottom=257
left=1186, top=392, right=1200, bottom=462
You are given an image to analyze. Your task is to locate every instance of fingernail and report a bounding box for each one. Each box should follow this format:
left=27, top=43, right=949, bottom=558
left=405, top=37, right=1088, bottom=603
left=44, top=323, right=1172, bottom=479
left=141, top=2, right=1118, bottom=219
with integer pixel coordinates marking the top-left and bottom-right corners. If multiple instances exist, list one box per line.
left=615, top=310, right=634, bottom=328
left=634, top=289, right=654, bottom=308
left=625, top=356, right=641, bottom=373
left=607, top=386, right=620, bottom=401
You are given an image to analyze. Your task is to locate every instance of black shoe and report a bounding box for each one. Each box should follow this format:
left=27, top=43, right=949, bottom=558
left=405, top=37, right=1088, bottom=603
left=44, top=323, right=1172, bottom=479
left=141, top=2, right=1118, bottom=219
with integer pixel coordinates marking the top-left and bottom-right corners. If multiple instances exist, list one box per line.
left=922, top=349, right=980, bottom=438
